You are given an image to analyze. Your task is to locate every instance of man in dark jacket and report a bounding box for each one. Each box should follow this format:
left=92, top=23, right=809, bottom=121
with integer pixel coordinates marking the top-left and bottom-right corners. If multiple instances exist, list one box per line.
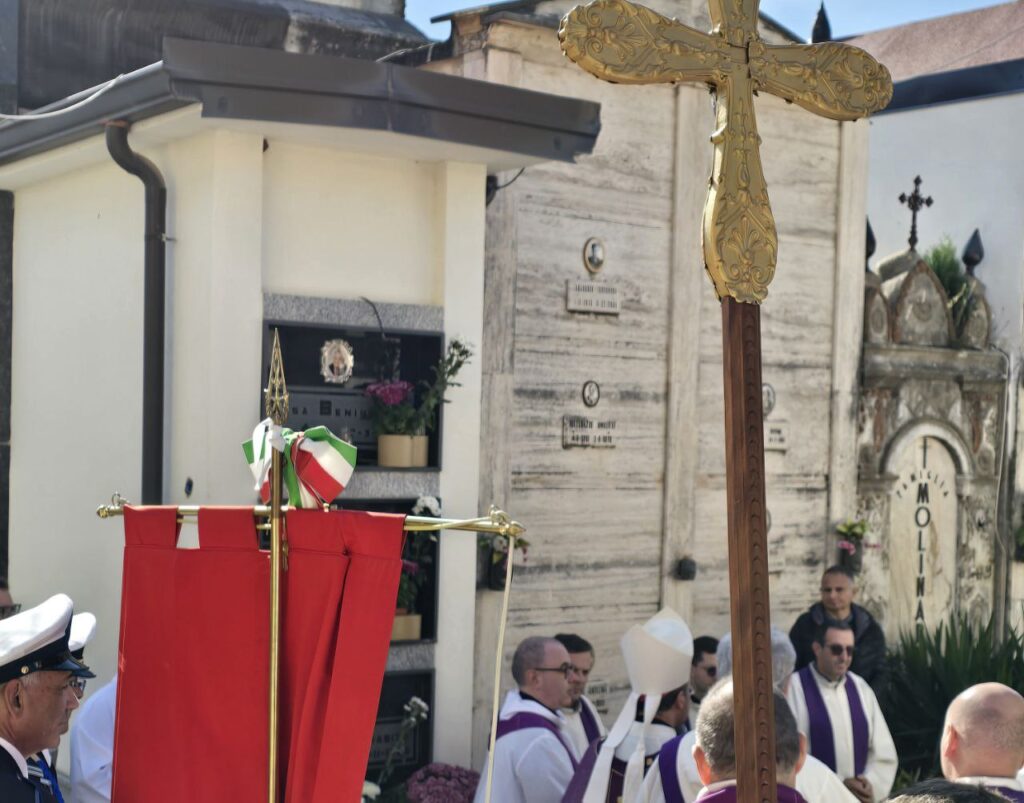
left=789, top=566, right=888, bottom=697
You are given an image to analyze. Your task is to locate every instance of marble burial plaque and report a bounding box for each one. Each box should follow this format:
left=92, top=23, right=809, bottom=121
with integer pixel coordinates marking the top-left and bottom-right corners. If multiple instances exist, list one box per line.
left=563, top=415, right=617, bottom=448
left=566, top=279, right=621, bottom=315
left=764, top=420, right=789, bottom=452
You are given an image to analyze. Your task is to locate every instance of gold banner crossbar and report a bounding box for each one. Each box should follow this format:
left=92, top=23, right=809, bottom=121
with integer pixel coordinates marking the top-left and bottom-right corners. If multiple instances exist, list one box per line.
left=95, top=496, right=525, bottom=538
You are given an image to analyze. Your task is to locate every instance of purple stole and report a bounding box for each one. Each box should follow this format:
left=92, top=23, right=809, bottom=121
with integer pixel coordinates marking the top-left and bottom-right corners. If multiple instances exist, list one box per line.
left=496, top=712, right=579, bottom=770
left=797, top=665, right=869, bottom=775
left=657, top=735, right=686, bottom=803
left=699, top=784, right=807, bottom=803
left=557, top=744, right=636, bottom=803
left=561, top=740, right=599, bottom=802
left=992, top=787, right=1024, bottom=803
left=580, top=698, right=603, bottom=747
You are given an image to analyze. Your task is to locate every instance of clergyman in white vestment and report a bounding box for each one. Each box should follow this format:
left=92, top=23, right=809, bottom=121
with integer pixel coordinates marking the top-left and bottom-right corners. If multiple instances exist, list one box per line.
left=940, top=682, right=1024, bottom=802
left=785, top=623, right=896, bottom=803
left=638, top=627, right=856, bottom=803
left=474, top=637, right=579, bottom=803
left=70, top=673, right=117, bottom=803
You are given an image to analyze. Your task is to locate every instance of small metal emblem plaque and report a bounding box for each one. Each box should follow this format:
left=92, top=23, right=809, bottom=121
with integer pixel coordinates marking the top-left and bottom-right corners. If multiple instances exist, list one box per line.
left=320, top=338, right=355, bottom=385
left=563, top=415, right=616, bottom=448
left=765, top=420, right=789, bottom=452
left=566, top=279, right=621, bottom=315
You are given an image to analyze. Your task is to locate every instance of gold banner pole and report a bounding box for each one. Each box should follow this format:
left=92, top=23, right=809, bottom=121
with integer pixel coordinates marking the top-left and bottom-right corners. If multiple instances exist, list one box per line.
left=98, top=500, right=525, bottom=538
left=264, top=329, right=289, bottom=803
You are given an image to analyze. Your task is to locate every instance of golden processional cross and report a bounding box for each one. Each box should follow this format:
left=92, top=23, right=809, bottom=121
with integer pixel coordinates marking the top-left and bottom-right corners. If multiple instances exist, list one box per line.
left=559, top=2, right=892, bottom=802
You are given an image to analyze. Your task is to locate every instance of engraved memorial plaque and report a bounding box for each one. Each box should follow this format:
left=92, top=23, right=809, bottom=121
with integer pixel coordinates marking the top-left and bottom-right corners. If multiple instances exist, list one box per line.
left=563, top=415, right=617, bottom=448
left=764, top=420, right=789, bottom=452
left=566, top=279, right=621, bottom=315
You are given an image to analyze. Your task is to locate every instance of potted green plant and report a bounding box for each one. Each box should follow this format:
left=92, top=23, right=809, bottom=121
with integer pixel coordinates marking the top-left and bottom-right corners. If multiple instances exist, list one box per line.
left=392, top=497, right=439, bottom=642
left=480, top=532, right=530, bottom=591
left=365, top=339, right=472, bottom=468
left=836, top=519, right=868, bottom=574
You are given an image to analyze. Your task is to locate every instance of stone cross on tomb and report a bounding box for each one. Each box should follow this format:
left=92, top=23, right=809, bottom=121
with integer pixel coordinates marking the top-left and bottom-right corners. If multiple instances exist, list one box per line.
left=558, top=2, right=893, bottom=801
left=899, top=175, right=933, bottom=250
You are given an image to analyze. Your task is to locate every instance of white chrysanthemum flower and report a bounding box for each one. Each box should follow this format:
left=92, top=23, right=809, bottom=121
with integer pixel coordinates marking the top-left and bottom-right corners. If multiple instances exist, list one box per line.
left=412, top=495, right=441, bottom=517
left=361, top=781, right=381, bottom=800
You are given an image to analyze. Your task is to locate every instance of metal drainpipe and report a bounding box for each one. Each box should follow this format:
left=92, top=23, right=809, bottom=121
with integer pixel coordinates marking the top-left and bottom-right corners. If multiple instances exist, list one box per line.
left=105, top=121, right=166, bottom=505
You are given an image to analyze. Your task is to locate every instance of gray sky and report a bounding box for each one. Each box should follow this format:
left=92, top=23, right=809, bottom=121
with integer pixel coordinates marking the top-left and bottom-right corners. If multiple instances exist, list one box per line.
left=406, top=0, right=1007, bottom=41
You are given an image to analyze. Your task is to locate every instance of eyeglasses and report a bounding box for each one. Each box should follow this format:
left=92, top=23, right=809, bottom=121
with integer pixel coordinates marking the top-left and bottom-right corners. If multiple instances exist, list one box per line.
left=535, top=663, right=575, bottom=679
left=67, top=677, right=88, bottom=699
left=0, top=603, right=22, bottom=620
left=826, top=644, right=855, bottom=657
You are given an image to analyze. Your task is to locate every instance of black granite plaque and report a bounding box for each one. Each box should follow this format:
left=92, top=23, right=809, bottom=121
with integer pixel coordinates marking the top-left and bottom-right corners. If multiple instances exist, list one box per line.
left=261, top=322, right=444, bottom=468
left=365, top=670, right=434, bottom=789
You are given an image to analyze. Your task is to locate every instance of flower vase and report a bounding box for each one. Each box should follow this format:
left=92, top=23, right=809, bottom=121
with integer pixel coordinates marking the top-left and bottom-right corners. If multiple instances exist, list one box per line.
left=837, top=541, right=863, bottom=575
left=392, top=608, right=422, bottom=641
left=378, top=434, right=413, bottom=467
left=487, top=548, right=513, bottom=591
left=411, top=435, right=429, bottom=467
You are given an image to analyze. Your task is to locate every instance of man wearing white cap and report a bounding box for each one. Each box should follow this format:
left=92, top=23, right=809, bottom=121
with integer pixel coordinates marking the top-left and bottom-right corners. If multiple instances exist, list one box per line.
left=563, top=608, right=694, bottom=803
left=0, top=594, right=94, bottom=802
left=28, top=612, right=97, bottom=803
left=638, top=628, right=856, bottom=803
left=474, top=636, right=579, bottom=803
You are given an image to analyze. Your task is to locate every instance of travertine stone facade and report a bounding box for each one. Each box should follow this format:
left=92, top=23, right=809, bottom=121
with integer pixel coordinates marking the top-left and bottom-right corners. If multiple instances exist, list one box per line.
left=424, top=4, right=869, bottom=762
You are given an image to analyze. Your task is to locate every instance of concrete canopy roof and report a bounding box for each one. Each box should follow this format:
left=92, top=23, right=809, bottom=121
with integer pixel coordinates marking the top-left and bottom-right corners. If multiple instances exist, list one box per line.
left=0, top=37, right=600, bottom=175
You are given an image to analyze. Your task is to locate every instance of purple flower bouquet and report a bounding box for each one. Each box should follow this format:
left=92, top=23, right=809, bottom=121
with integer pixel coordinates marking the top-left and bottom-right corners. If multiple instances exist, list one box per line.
left=406, top=763, right=480, bottom=803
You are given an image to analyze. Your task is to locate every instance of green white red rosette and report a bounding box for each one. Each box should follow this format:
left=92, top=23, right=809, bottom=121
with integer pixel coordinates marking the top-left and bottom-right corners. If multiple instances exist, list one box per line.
left=243, top=418, right=357, bottom=508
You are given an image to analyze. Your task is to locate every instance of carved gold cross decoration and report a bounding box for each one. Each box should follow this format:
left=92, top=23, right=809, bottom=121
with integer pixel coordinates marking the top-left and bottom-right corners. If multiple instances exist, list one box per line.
left=559, top=0, right=892, bottom=303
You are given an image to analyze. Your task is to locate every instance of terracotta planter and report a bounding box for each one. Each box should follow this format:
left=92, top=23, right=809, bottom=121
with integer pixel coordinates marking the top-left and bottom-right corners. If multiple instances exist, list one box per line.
left=378, top=434, right=413, bottom=467
left=377, top=434, right=430, bottom=468
left=392, top=612, right=422, bottom=642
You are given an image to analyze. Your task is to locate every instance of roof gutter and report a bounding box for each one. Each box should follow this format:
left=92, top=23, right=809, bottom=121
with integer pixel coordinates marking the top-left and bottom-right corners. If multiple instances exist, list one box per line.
left=105, top=121, right=166, bottom=505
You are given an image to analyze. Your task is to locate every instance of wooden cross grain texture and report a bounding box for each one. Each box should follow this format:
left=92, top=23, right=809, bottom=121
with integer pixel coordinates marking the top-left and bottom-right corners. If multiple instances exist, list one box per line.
left=558, top=3, right=892, bottom=802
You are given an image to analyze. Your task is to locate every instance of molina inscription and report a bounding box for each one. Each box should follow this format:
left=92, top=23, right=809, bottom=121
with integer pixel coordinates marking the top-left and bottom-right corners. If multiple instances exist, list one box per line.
left=889, top=436, right=956, bottom=637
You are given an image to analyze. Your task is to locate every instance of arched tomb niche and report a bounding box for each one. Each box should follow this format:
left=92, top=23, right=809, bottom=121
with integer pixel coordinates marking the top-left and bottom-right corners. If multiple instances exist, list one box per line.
left=881, top=422, right=972, bottom=640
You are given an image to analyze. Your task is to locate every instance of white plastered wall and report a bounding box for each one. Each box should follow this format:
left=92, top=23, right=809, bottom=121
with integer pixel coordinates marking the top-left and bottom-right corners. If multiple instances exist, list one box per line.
left=867, top=94, right=1024, bottom=355
left=8, top=121, right=486, bottom=772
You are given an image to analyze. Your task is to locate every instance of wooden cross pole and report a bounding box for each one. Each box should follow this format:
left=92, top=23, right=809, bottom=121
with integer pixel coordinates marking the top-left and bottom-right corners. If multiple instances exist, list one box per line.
left=558, top=2, right=892, bottom=801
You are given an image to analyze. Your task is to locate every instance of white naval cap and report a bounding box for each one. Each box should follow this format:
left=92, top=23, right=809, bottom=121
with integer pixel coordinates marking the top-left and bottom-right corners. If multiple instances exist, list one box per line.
left=69, top=612, right=97, bottom=660
left=0, top=594, right=95, bottom=683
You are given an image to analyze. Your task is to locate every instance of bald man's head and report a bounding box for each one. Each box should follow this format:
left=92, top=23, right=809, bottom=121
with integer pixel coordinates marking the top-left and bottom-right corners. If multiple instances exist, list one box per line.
left=940, top=683, right=1024, bottom=780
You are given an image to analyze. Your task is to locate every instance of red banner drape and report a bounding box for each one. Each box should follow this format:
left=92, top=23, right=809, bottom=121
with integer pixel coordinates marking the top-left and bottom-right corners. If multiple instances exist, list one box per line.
left=112, top=506, right=404, bottom=802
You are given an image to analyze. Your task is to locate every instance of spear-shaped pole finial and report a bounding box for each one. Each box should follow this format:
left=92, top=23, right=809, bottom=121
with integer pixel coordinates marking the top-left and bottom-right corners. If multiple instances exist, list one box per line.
left=265, top=329, right=289, bottom=427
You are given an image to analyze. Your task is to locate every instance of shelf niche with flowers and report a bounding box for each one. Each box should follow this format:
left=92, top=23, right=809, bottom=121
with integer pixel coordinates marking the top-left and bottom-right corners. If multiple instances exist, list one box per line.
left=260, top=321, right=450, bottom=469
left=341, top=496, right=441, bottom=643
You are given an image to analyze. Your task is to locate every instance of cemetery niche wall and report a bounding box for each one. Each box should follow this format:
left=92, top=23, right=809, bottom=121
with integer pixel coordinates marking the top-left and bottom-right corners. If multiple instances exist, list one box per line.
left=855, top=244, right=1008, bottom=639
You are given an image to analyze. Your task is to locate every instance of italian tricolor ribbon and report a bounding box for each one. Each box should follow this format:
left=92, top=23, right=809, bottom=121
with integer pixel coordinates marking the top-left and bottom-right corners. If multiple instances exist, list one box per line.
left=242, top=418, right=357, bottom=508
